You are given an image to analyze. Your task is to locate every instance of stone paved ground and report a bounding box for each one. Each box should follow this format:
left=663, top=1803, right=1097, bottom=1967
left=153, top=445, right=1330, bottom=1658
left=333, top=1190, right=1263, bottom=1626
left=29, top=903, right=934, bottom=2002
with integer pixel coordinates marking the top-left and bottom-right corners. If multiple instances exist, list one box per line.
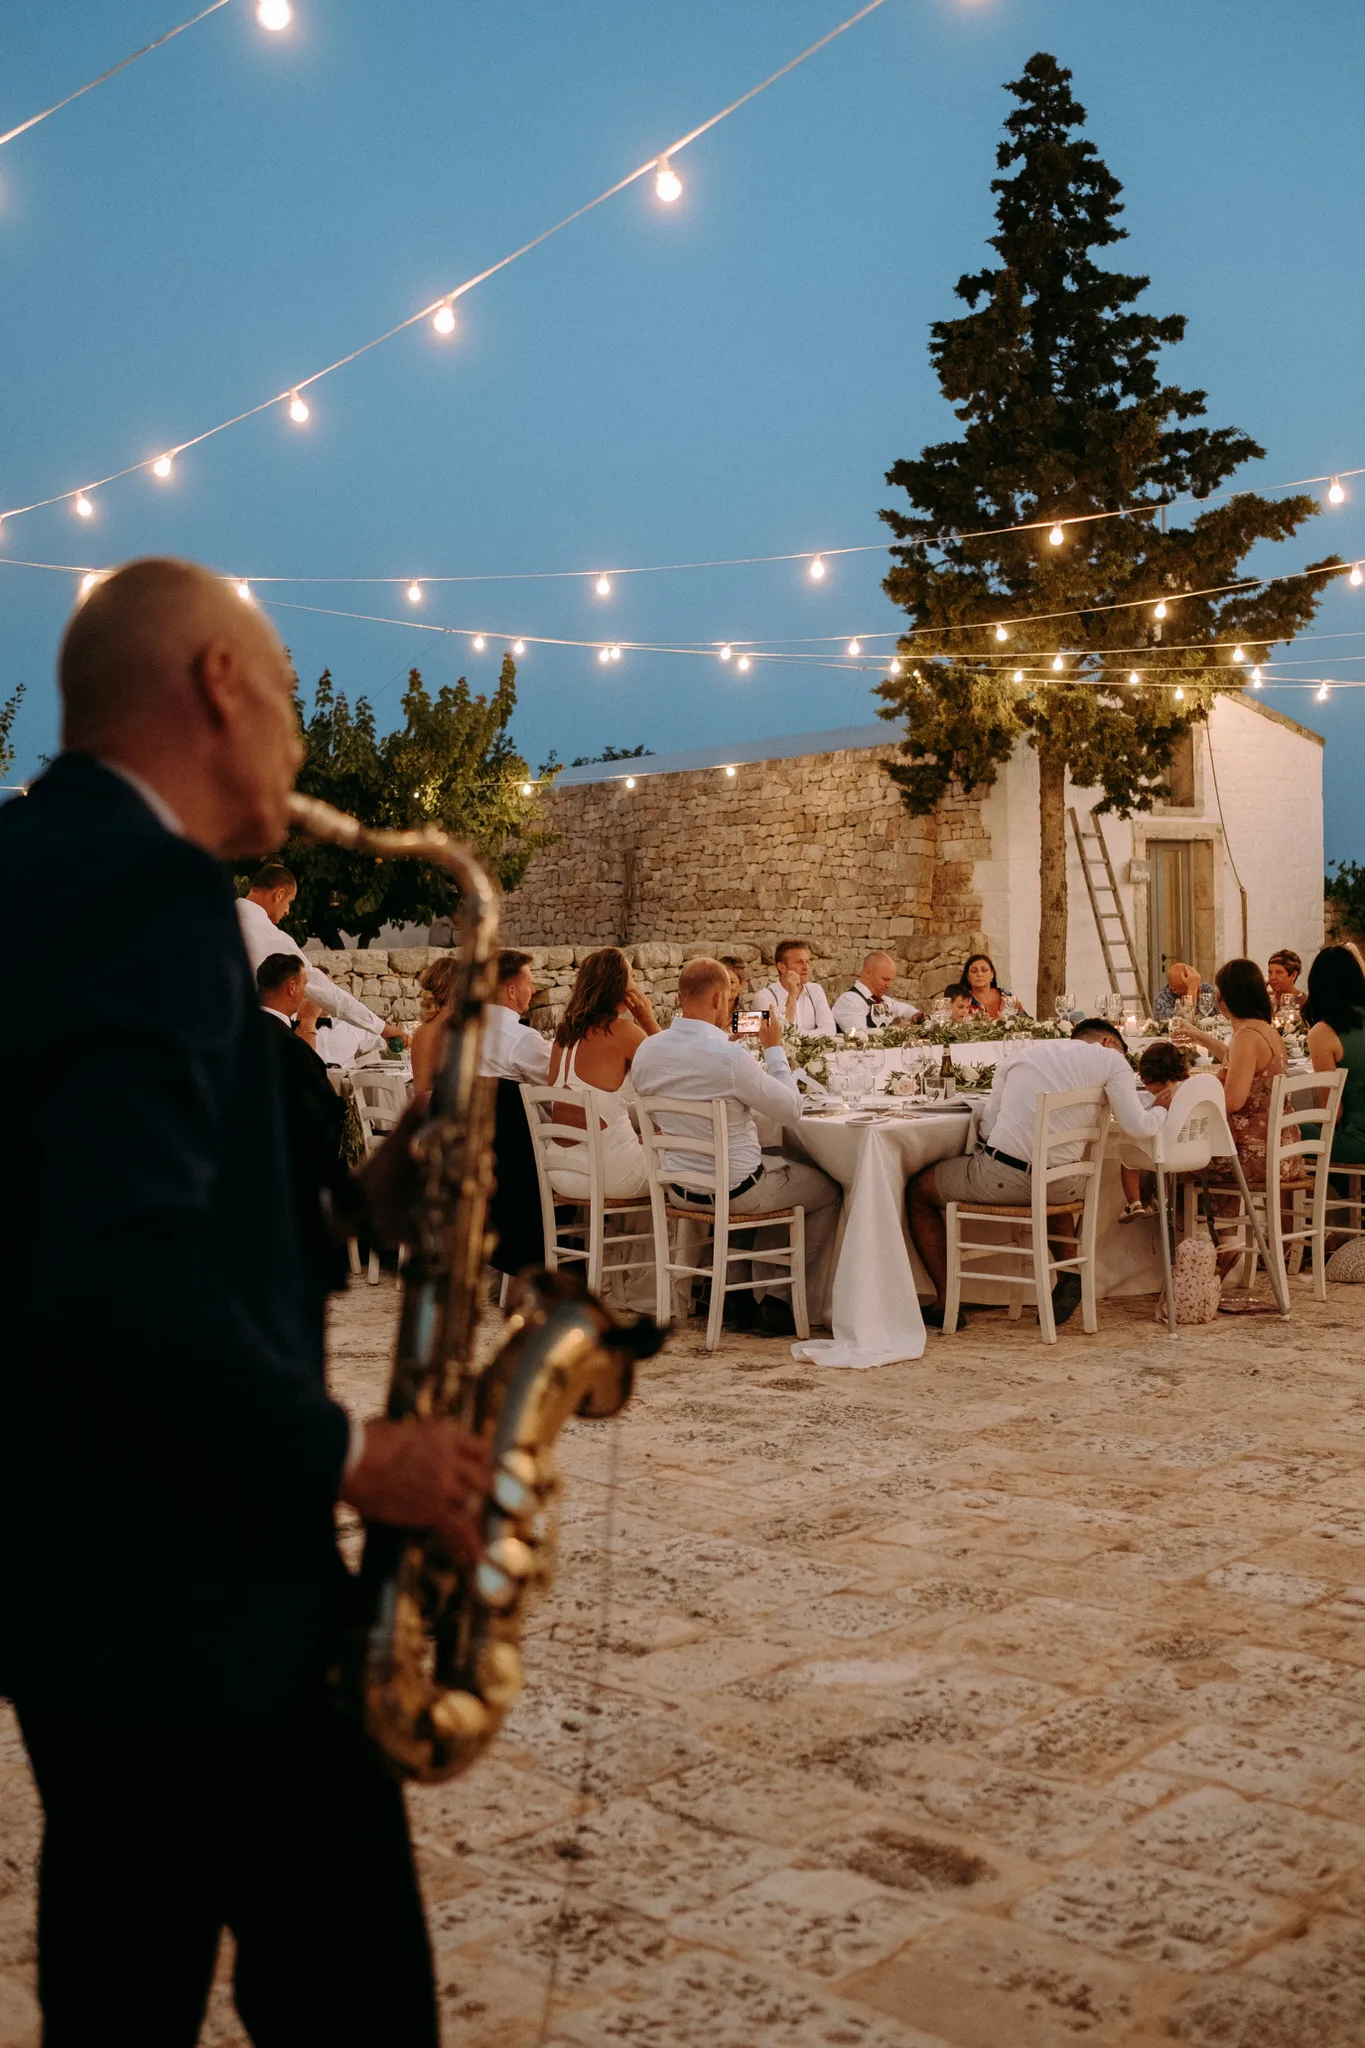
left=7, top=1275, right=1365, bottom=2044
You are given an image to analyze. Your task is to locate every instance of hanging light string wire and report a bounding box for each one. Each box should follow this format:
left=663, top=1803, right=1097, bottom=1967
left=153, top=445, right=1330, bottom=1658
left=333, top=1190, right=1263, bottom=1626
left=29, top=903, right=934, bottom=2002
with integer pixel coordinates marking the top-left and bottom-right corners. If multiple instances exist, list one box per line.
left=0, top=0, right=891, bottom=527
left=0, top=0, right=235, bottom=152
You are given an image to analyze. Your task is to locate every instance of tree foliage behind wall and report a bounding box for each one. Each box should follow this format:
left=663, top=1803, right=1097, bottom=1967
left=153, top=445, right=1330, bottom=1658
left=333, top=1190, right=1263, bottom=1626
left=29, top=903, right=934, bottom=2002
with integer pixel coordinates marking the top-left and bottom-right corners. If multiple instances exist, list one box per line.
left=247, top=657, right=553, bottom=947
left=0, top=687, right=24, bottom=782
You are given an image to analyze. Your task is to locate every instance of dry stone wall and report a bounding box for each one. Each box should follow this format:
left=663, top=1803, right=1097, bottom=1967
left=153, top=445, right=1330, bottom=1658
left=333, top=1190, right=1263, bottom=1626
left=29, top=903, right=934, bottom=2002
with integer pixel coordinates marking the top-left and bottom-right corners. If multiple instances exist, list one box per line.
left=301, top=744, right=992, bottom=1029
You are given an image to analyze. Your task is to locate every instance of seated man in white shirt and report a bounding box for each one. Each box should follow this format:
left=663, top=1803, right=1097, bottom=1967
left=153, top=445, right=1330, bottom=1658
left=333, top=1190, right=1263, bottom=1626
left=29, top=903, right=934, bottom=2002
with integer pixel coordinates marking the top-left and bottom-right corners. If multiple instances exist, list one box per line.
left=905, top=1018, right=1182, bottom=1330
left=480, top=949, right=551, bottom=1085
left=754, top=939, right=837, bottom=1036
left=631, top=956, right=841, bottom=1336
left=832, top=951, right=922, bottom=1034
left=236, top=862, right=397, bottom=1044
left=312, top=1014, right=386, bottom=1069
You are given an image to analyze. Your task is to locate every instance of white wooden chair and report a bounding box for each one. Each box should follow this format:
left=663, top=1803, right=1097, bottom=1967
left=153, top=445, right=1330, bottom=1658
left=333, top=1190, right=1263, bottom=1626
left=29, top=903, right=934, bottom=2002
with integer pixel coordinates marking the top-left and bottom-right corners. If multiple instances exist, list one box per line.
left=943, top=1087, right=1110, bottom=1344
left=350, top=1068, right=413, bottom=1285
left=633, top=1094, right=808, bottom=1353
left=1212, top=1068, right=1346, bottom=1303
left=520, top=1083, right=654, bottom=1298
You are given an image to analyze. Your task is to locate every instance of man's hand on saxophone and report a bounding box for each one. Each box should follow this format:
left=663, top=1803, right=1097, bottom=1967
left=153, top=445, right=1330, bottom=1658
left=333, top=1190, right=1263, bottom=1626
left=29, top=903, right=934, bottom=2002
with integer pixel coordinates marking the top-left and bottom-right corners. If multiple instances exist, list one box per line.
left=341, top=1418, right=492, bottom=1566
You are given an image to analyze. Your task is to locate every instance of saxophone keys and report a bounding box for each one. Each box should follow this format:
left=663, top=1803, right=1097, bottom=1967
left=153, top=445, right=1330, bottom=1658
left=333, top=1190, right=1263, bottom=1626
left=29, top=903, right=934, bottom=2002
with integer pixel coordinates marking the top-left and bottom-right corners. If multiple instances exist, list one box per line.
left=428, top=1690, right=492, bottom=1743
left=476, top=1640, right=524, bottom=1708
left=475, top=1535, right=534, bottom=1610
left=492, top=1450, right=539, bottom=1517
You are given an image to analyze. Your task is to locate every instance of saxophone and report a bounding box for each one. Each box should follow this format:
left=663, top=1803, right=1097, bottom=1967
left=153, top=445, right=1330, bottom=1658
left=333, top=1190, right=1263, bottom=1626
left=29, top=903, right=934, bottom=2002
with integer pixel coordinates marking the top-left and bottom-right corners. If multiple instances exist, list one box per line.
left=288, top=794, right=662, bottom=1784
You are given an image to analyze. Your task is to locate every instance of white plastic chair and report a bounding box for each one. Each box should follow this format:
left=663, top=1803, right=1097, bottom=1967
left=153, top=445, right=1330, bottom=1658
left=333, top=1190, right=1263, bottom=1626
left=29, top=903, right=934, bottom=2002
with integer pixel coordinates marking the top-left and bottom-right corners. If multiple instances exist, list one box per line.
left=520, top=1083, right=654, bottom=1298
left=943, top=1087, right=1110, bottom=1344
left=633, top=1094, right=808, bottom=1353
left=349, top=1068, right=413, bottom=1285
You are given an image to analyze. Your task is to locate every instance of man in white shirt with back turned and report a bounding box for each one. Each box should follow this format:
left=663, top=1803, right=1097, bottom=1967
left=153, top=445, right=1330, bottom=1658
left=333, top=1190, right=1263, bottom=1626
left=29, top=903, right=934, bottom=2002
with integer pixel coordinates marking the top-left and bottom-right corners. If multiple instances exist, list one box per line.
left=236, top=861, right=393, bottom=1041
left=480, top=949, right=550, bottom=1084
left=632, top=956, right=841, bottom=1335
left=832, top=950, right=922, bottom=1034
left=753, top=939, right=837, bottom=1036
left=906, top=1017, right=1182, bottom=1330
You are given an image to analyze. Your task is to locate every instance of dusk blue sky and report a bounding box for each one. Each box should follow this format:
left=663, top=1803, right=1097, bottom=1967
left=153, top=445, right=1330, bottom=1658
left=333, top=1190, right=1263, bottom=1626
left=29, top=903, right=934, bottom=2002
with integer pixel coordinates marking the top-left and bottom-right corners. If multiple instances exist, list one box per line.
left=4, top=1, right=1365, bottom=859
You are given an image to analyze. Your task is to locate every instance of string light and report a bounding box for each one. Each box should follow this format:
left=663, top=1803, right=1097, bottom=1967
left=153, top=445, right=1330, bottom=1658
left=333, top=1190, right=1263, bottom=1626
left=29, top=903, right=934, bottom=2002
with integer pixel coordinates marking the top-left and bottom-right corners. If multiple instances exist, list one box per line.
left=473, top=634, right=485, bottom=651
left=1251, top=666, right=1263, bottom=687
left=847, top=637, right=861, bottom=656
left=257, top=0, right=291, bottom=27
left=808, top=557, right=826, bottom=581
left=624, top=776, right=637, bottom=789
left=609, top=644, right=622, bottom=662
left=74, top=494, right=93, bottom=519
left=994, top=625, right=1008, bottom=642
left=1048, top=524, right=1065, bottom=547
left=725, top=765, right=737, bottom=777
left=520, top=782, right=533, bottom=796
left=236, top=580, right=251, bottom=601
left=431, top=301, right=456, bottom=337
left=1051, top=654, right=1064, bottom=672
left=0, top=1, right=237, bottom=159
left=288, top=392, right=309, bottom=425
left=654, top=156, right=682, bottom=204
left=1012, top=669, right=1024, bottom=683
left=512, top=639, right=525, bottom=655
left=1232, top=645, right=1245, bottom=663
left=598, top=646, right=611, bottom=664
left=595, top=575, right=611, bottom=597
left=737, top=654, right=751, bottom=672
left=719, top=644, right=732, bottom=661
left=1317, top=681, right=1331, bottom=702
left=1174, top=686, right=1185, bottom=701
left=407, top=582, right=422, bottom=604
left=1329, top=477, right=1347, bottom=504
left=79, top=572, right=100, bottom=597
left=1352, top=564, right=1363, bottom=587
left=1154, top=600, right=1168, bottom=620
left=1128, top=670, right=1140, bottom=684
left=151, top=454, right=173, bottom=480
left=887, top=657, right=901, bottom=675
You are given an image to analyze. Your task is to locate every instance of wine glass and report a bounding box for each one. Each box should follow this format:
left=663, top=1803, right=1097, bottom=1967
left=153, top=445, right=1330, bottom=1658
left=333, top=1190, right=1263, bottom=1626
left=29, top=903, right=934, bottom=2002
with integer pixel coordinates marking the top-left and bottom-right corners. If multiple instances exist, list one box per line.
left=1054, top=992, right=1075, bottom=1023
left=1198, top=989, right=1218, bottom=1024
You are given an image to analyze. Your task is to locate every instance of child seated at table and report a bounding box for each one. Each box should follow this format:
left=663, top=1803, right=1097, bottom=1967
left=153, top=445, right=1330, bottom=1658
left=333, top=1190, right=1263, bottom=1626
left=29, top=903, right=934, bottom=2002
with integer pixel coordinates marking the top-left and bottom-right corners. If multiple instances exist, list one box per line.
left=1120, top=1040, right=1191, bottom=1220
left=945, top=982, right=974, bottom=1023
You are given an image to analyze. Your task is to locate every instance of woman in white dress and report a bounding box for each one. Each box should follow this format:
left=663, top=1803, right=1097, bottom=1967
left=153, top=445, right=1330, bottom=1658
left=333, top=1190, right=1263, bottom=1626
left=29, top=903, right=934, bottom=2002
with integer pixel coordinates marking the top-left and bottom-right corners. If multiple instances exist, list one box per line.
left=545, top=947, right=660, bottom=1198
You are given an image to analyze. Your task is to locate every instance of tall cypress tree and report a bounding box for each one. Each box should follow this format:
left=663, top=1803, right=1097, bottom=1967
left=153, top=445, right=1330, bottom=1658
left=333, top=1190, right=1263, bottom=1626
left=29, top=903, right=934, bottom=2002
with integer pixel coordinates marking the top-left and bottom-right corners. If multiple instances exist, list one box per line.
left=877, top=52, right=1342, bottom=1013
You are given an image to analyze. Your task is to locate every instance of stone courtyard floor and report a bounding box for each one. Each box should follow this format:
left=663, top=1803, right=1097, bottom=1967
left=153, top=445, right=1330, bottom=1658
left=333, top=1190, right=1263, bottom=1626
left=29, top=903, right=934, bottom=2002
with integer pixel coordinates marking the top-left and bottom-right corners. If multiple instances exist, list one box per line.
left=8, top=1275, right=1365, bottom=2043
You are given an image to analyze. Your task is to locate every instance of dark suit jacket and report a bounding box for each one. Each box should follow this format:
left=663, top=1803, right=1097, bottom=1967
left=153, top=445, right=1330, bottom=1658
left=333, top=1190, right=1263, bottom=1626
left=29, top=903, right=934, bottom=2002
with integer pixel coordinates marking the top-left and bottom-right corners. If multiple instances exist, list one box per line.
left=0, top=755, right=351, bottom=1714
left=264, top=1014, right=352, bottom=1299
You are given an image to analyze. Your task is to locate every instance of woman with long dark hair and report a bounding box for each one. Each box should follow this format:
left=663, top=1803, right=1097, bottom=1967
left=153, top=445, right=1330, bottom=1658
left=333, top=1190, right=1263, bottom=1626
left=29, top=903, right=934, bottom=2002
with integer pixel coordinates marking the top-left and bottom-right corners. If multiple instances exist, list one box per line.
left=961, top=952, right=1026, bottom=1021
left=1173, top=956, right=1297, bottom=1189
left=1305, top=946, right=1365, bottom=1165
left=545, top=946, right=660, bottom=1198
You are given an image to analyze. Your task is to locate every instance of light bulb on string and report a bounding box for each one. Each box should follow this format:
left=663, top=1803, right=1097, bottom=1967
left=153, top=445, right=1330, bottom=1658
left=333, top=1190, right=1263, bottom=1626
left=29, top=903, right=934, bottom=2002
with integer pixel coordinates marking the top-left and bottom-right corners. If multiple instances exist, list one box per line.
left=654, top=156, right=682, bottom=203
left=887, top=657, right=901, bottom=676
left=737, top=655, right=751, bottom=672
left=808, top=556, right=825, bottom=581
left=719, top=645, right=732, bottom=662
left=152, top=454, right=173, bottom=480
left=74, top=494, right=94, bottom=519
left=236, top=581, right=251, bottom=602
left=472, top=635, right=485, bottom=652
left=994, top=625, right=1008, bottom=642
left=257, top=0, right=291, bottom=28
left=512, top=640, right=525, bottom=656
left=1012, top=669, right=1024, bottom=684
left=1232, top=645, right=1245, bottom=664
left=598, top=646, right=611, bottom=665
left=431, top=301, right=456, bottom=337
left=847, top=638, right=861, bottom=657
left=1317, top=682, right=1331, bottom=703
left=1048, top=524, right=1065, bottom=547
left=1352, top=564, right=1363, bottom=587
left=78, top=572, right=100, bottom=598
left=609, top=645, right=621, bottom=662
left=595, top=575, right=611, bottom=598
left=1051, top=654, right=1064, bottom=672
left=1174, top=686, right=1185, bottom=701
left=407, top=582, right=422, bottom=604
left=1329, top=477, right=1346, bottom=504
left=1251, top=666, right=1263, bottom=687
left=624, top=776, right=637, bottom=790
left=1128, top=670, right=1140, bottom=685
left=725, top=765, right=737, bottom=778
left=1154, top=600, right=1167, bottom=620
left=519, top=783, right=533, bottom=798
left=288, top=392, right=309, bottom=425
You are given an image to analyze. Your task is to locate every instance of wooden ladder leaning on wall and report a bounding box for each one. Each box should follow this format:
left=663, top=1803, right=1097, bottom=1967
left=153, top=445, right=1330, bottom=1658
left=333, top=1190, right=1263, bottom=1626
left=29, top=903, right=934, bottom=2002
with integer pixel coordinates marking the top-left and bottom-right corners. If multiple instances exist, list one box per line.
left=1068, top=805, right=1150, bottom=1018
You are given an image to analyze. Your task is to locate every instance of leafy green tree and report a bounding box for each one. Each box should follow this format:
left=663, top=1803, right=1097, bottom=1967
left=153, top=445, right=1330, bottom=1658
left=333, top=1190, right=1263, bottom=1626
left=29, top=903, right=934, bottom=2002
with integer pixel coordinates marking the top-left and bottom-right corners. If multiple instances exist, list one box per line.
left=569, top=743, right=654, bottom=766
left=1326, top=862, right=1365, bottom=944
left=0, top=687, right=25, bottom=783
left=261, top=657, right=552, bottom=947
left=877, top=52, right=1343, bottom=1013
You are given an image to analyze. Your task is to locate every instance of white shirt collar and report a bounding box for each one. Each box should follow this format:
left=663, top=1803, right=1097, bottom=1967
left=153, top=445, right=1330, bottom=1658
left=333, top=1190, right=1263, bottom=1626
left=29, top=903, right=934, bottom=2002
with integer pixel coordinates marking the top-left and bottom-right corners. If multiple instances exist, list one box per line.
left=97, top=759, right=186, bottom=837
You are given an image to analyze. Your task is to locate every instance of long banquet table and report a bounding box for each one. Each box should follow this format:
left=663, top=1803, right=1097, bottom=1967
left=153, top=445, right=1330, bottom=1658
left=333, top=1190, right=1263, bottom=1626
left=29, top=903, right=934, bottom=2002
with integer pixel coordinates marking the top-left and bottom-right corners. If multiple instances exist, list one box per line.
left=763, top=1038, right=1165, bottom=1369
